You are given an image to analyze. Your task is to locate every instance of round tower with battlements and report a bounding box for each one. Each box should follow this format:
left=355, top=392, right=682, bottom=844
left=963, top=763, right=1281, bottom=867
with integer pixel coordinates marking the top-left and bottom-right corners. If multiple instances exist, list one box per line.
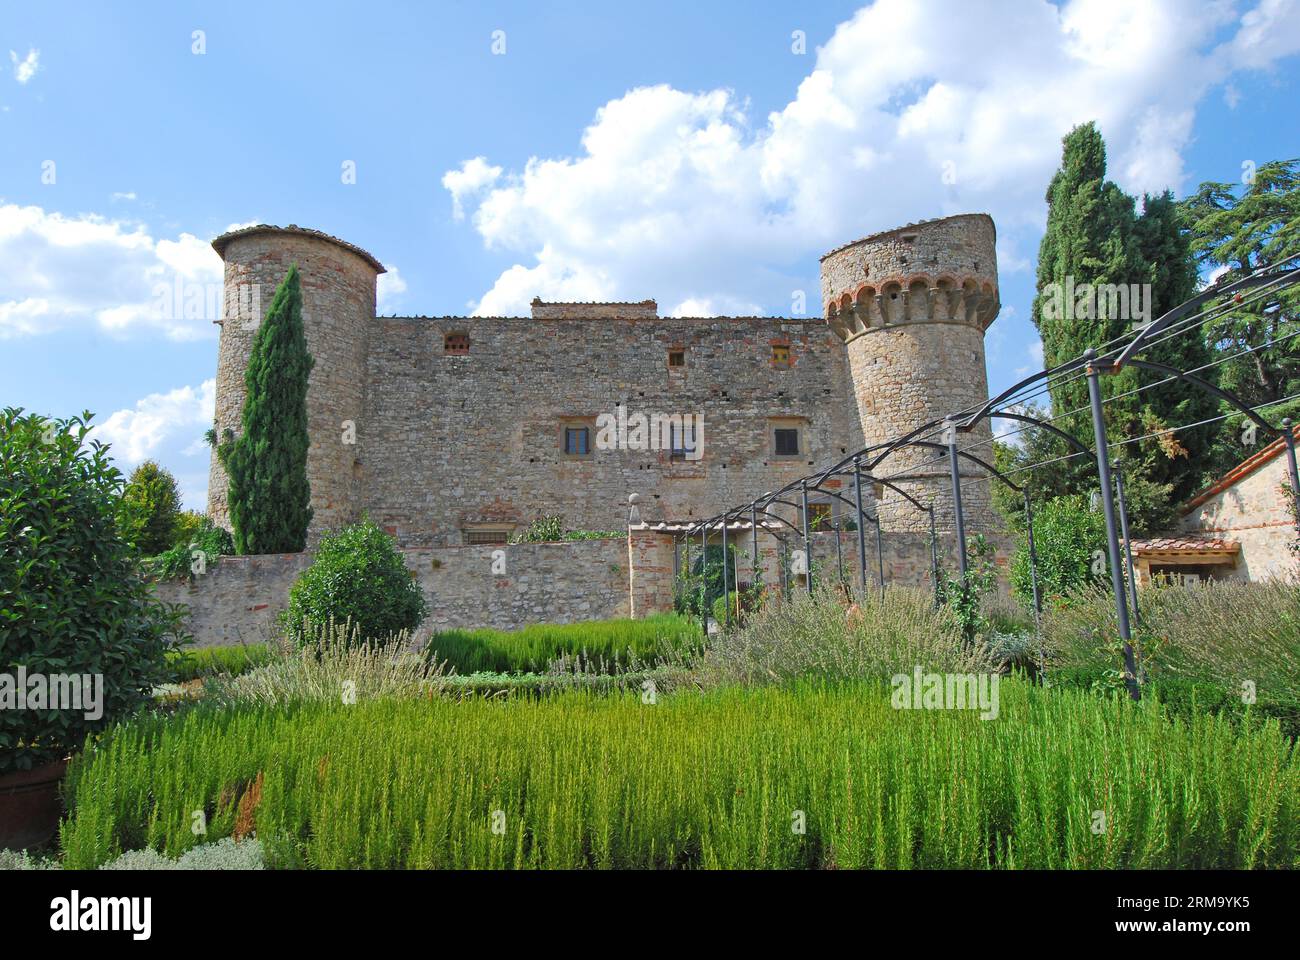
left=821, top=213, right=1000, bottom=532
left=207, top=224, right=384, bottom=545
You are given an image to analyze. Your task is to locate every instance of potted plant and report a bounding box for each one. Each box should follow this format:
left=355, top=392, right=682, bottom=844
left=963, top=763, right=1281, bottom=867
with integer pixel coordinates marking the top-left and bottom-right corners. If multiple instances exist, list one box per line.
left=0, top=410, right=186, bottom=851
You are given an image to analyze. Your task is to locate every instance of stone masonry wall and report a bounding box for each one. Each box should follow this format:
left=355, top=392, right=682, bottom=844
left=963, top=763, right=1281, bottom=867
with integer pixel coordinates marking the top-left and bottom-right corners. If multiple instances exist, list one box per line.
left=154, top=538, right=629, bottom=648
left=359, top=315, right=864, bottom=546
left=1179, top=447, right=1300, bottom=582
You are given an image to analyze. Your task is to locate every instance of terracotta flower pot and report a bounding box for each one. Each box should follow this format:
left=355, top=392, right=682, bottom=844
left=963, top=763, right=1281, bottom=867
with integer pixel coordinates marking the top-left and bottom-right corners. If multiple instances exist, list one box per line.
left=0, top=757, right=67, bottom=851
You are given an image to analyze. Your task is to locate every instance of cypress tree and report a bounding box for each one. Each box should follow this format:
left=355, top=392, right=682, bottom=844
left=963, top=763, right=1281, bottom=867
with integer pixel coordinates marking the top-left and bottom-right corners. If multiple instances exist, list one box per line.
left=1031, top=122, right=1144, bottom=433
left=1132, top=190, right=1219, bottom=503
left=219, top=264, right=314, bottom=554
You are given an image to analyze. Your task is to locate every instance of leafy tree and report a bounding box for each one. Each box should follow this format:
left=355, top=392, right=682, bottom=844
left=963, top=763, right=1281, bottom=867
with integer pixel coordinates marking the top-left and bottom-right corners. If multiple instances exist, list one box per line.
left=116, top=460, right=183, bottom=555
left=218, top=264, right=314, bottom=554
left=1180, top=158, right=1300, bottom=478
left=0, top=409, right=187, bottom=773
left=172, top=509, right=207, bottom=548
left=282, top=518, right=427, bottom=645
left=1011, top=495, right=1109, bottom=609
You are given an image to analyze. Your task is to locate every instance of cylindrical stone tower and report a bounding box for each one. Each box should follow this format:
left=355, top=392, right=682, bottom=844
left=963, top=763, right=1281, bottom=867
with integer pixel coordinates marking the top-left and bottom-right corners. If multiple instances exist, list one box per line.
left=207, top=224, right=384, bottom=546
left=821, top=213, right=1000, bottom=532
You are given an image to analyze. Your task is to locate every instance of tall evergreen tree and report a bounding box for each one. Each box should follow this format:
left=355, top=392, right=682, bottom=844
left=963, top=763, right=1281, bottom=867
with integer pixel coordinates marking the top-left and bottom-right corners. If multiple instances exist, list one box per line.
left=1132, top=190, right=1219, bottom=502
left=218, top=264, right=314, bottom=554
left=1029, top=122, right=1144, bottom=502
left=1017, top=124, right=1213, bottom=530
left=1032, top=122, right=1144, bottom=434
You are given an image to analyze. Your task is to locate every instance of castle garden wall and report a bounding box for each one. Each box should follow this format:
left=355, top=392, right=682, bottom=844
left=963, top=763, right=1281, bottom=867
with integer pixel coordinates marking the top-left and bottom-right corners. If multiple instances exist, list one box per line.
left=154, top=537, right=630, bottom=648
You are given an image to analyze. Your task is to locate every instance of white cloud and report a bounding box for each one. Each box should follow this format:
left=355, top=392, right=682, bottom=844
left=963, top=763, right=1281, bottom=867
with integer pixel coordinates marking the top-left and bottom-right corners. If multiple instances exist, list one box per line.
left=442, top=157, right=502, bottom=220
left=0, top=204, right=224, bottom=340
left=110, top=191, right=137, bottom=202
left=9, top=48, right=39, bottom=85
left=445, top=0, right=1300, bottom=319
left=92, top=379, right=216, bottom=466
left=377, top=263, right=407, bottom=312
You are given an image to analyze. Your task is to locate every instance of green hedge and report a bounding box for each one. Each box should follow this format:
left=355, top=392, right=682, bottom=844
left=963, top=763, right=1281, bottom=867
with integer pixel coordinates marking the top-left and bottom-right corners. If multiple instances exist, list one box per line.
left=167, top=644, right=271, bottom=683
left=424, top=614, right=700, bottom=674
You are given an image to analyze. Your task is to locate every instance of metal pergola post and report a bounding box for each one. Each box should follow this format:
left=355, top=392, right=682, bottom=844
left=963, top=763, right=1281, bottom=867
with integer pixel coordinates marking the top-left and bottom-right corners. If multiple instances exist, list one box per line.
left=875, top=515, right=885, bottom=601
left=721, top=514, right=730, bottom=629
left=928, top=509, right=940, bottom=608
left=1024, top=489, right=1045, bottom=680
left=853, top=457, right=868, bottom=594
left=1114, top=463, right=1141, bottom=628
left=834, top=517, right=844, bottom=585
left=800, top=479, right=812, bottom=593
left=1283, top=419, right=1300, bottom=539
left=946, top=420, right=968, bottom=581
left=1084, top=349, right=1141, bottom=701
left=699, top=523, right=708, bottom=638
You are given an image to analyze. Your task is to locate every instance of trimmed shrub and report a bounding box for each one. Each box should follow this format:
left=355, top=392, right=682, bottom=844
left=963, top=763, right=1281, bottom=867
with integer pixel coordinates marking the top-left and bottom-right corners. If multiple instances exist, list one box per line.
left=424, top=615, right=699, bottom=675
left=281, top=519, right=427, bottom=645
left=0, top=409, right=188, bottom=773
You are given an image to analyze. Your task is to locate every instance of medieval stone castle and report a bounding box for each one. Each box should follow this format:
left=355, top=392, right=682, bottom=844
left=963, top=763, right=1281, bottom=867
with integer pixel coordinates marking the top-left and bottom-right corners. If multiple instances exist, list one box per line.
left=206, top=213, right=1002, bottom=549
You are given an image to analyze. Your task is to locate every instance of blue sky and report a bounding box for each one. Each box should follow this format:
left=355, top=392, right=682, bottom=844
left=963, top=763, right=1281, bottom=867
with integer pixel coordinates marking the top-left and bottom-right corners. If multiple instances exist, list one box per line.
left=2, top=0, right=1298, bottom=508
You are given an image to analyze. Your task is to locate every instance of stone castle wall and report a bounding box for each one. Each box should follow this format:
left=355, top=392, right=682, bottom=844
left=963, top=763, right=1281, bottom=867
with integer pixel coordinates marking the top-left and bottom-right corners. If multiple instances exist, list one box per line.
left=205, top=216, right=1001, bottom=554
left=358, top=313, right=864, bottom=546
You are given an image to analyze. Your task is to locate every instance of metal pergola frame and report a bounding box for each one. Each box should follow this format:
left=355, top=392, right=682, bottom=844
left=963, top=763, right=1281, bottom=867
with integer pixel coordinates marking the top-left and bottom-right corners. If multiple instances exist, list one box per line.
left=665, top=264, right=1300, bottom=700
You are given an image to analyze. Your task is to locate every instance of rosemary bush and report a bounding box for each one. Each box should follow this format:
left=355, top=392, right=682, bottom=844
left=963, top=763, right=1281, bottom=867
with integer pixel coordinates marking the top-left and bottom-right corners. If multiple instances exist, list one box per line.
left=61, top=681, right=1299, bottom=869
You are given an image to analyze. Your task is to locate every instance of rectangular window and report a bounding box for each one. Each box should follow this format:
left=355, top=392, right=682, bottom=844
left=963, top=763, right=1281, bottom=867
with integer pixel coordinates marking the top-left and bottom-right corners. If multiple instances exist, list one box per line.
left=772, top=344, right=791, bottom=367
left=463, top=527, right=511, bottom=545
left=564, top=426, right=591, bottom=456
left=774, top=427, right=799, bottom=456
left=669, top=422, right=698, bottom=460
left=668, top=349, right=685, bottom=367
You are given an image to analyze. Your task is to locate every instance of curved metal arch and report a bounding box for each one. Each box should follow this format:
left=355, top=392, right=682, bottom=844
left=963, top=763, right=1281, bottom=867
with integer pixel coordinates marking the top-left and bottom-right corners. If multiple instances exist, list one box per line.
left=1115, top=264, right=1300, bottom=368
left=799, top=483, right=881, bottom=526
left=743, top=503, right=806, bottom=539
left=986, top=410, right=1092, bottom=456
left=958, top=356, right=1089, bottom=431
left=864, top=417, right=953, bottom=471
left=1124, top=358, right=1284, bottom=435
left=866, top=474, right=933, bottom=514
left=870, top=439, right=1023, bottom=494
